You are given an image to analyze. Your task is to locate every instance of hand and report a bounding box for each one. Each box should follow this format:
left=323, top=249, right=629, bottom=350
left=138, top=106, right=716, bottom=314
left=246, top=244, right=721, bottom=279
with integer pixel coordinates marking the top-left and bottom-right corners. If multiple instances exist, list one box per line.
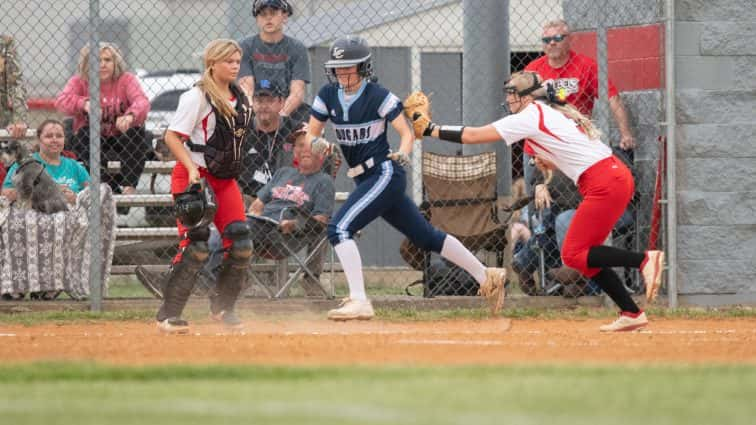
left=59, top=185, right=77, bottom=205
left=279, top=219, right=297, bottom=234
left=83, top=100, right=90, bottom=114
left=411, top=112, right=437, bottom=138
left=188, top=166, right=201, bottom=185
left=329, top=150, right=342, bottom=178
left=1, top=188, right=17, bottom=202
left=115, top=114, right=134, bottom=133
left=388, top=151, right=410, bottom=167
left=238, top=76, right=253, bottom=98
left=6, top=122, right=27, bottom=139
left=619, top=134, right=636, bottom=150
left=534, top=184, right=552, bottom=210
left=533, top=156, right=556, bottom=172
left=310, top=136, right=333, bottom=157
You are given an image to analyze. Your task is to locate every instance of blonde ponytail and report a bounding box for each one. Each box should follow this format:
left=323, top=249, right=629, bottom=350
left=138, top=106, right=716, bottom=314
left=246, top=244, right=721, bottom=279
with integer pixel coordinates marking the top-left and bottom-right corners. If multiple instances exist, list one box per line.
left=551, top=103, right=602, bottom=140
left=197, top=39, right=242, bottom=119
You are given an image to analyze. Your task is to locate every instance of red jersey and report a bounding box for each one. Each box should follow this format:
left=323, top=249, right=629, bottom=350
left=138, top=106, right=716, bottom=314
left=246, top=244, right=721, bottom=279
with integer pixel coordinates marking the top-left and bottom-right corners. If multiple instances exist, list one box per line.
left=524, top=51, right=618, bottom=116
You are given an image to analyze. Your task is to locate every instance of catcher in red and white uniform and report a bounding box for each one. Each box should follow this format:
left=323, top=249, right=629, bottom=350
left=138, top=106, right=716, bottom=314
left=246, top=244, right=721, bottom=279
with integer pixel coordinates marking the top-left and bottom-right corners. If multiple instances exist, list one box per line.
left=408, top=71, right=664, bottom=332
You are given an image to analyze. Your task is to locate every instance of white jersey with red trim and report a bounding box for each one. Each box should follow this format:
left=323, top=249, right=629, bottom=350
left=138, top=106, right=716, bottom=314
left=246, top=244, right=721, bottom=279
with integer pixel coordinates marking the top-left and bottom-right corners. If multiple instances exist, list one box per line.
left=168, top=87, right=238, bottom=169
left=491, top=100, right=611, bottom=183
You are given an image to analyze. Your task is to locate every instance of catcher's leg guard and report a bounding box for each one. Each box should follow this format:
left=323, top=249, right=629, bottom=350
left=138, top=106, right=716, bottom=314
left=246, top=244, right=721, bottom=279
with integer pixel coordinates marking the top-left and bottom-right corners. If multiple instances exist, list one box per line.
left=210, top=221, right=253, bottom=318
left=156, top=226, right=210, bottom=322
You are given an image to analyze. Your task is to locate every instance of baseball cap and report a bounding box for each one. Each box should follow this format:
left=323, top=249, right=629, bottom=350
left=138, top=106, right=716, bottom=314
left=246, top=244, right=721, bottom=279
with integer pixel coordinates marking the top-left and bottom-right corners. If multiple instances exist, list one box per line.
left=252, top=0, right=293, bottom=17
left=254, top=79, right=284, bottom=97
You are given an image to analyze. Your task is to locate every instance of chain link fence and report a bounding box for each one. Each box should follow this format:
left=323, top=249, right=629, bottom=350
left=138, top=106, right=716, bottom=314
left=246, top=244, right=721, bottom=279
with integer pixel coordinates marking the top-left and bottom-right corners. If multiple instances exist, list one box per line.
left=0, top=0, right=667, bottom=303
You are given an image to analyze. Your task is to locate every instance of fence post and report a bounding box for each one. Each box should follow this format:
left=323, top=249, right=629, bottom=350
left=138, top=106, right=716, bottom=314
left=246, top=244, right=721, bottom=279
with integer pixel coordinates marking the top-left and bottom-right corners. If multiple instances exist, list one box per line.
left=462, top=0, right=511, bottom=195
left=88, top=0, right=103, bottom=312
left=665, top=0, right=677, bottom=308
left=596, top=6, right=609, bottom=140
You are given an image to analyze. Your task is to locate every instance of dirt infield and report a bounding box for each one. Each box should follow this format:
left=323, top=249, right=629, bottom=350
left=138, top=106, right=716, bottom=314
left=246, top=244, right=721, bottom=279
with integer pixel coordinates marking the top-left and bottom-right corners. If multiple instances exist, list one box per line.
left=1, top=316, right=755, bottom=365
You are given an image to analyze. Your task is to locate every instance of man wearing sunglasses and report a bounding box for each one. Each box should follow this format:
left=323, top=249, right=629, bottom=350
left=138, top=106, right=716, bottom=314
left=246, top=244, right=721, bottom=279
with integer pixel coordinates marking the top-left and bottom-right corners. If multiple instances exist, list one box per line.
left=524, top=19, right=635, bottom=150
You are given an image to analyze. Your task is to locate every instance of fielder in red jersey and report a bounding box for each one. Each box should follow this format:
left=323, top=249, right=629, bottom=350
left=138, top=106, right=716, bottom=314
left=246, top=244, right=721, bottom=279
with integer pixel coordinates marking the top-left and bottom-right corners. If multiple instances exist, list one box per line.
left=413, top=71, right=665, bottom=333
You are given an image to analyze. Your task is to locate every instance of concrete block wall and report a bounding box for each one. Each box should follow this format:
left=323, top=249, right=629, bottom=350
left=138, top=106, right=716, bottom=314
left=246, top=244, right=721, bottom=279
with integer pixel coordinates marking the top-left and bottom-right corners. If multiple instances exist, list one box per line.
left=675, top=0, right=756, bottom=296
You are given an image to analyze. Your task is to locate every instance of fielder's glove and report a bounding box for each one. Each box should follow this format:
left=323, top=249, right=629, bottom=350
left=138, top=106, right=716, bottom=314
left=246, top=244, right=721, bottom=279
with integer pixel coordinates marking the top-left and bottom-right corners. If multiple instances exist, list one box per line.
left=403, top=91, right=437, bottom=139
left=388, top=150, right=410, bottom=167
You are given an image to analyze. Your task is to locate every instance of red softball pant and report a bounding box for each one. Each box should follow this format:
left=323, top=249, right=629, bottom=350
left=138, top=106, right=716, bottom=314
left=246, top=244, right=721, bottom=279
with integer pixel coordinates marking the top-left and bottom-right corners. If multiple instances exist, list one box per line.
left=560, top=155, right=634, bottom=278
left=171, top=162, right=246, bottom=263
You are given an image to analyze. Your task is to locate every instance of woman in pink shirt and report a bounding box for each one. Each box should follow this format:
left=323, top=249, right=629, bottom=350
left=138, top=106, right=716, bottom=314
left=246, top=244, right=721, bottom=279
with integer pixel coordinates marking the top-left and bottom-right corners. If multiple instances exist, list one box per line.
left=55, top=42, right=149, bottom=195
left=411, top=71, right=664, bottom=333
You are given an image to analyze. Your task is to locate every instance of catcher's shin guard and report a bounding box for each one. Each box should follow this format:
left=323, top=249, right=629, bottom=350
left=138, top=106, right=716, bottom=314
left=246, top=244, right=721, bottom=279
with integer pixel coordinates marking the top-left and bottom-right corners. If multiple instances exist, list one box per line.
left=156, top=227, right=210, bottom=322
left=210, top=221, right=253, bottom=316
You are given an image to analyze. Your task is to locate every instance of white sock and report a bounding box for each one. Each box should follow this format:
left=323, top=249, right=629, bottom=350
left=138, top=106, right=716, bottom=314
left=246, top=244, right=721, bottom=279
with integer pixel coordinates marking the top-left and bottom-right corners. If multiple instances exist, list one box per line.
left=333, top=239, right=367, bottom=301
left=440, top=235, right=487, bottom=284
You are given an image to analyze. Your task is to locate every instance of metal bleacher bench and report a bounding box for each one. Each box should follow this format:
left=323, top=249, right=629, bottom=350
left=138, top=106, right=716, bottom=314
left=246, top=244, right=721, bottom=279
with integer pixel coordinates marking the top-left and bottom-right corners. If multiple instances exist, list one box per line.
left=108, top=160, right=175, bottom=175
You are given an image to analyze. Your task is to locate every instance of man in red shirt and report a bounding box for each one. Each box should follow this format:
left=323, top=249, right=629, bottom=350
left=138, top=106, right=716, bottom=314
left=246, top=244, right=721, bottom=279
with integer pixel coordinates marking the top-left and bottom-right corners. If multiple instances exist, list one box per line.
left=525, top=19, right=635, bottom=150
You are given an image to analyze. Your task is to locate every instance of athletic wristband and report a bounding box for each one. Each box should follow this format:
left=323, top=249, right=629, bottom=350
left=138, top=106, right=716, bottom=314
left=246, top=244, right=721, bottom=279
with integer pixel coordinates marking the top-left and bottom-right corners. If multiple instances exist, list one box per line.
left=422, top=122, right=438, bottom=137
left=438, top=125, right=465, bottom=144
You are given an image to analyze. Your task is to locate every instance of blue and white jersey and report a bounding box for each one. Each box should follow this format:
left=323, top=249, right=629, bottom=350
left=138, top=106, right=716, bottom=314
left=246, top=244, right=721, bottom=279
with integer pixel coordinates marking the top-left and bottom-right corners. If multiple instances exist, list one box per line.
left=310, top=81, right=403, bottom=169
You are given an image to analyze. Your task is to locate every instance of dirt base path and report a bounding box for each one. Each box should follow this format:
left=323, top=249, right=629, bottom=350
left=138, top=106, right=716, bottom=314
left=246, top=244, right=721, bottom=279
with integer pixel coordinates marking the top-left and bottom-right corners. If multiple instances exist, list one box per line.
left=2, top=317, right=755, bottom=366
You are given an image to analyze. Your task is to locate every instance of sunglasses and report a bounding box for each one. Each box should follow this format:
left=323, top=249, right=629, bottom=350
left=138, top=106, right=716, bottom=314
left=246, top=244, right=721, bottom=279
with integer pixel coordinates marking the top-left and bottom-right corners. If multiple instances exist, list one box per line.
left=541, top=34, right=568, bottom=44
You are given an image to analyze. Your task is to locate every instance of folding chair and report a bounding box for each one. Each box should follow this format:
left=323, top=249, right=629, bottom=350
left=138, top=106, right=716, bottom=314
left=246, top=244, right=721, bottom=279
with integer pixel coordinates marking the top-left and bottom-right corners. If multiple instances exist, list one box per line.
left=402, top=151, right=509, bottom=297
left=246, top=207, right=334, bottom=299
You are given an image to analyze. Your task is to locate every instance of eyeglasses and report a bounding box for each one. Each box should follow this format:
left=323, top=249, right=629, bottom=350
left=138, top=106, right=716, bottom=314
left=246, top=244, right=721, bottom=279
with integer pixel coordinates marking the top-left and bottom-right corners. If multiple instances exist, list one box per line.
left=541, top=34, right=568, bottom=44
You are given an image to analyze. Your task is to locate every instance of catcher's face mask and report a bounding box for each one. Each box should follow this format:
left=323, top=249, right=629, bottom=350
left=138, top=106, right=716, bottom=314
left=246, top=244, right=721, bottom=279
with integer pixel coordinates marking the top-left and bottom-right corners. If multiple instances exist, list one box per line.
left=174, top=179, right=217, bottom=229
left=502, top=72, right=542, bottom=114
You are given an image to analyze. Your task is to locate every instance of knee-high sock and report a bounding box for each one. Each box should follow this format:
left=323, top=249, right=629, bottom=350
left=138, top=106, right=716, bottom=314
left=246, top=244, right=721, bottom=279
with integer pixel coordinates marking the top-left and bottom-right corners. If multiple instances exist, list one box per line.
left=440, top=235, right=487, bottom=284
left=333, top=239, right=367, bottom=301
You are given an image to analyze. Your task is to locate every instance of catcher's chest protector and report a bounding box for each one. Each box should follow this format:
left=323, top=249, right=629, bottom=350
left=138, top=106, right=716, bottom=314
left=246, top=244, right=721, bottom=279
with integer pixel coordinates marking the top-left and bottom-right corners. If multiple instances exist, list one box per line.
left=200, top=84, right=253, bottom=179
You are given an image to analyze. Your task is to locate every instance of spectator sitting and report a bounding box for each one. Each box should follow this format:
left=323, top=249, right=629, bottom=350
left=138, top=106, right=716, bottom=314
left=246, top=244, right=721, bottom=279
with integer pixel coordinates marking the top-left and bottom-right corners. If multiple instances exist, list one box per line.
left=246, top=125, right=336, bottom=295
left=2, top=119, right=90, bottom=206
left=55, top=42, right=150, bottom=197
left=238, top=0, right=311, bottom=123
left=512, top=161, right=580, bottom=296
left=239, top=79, right=300, bottom=200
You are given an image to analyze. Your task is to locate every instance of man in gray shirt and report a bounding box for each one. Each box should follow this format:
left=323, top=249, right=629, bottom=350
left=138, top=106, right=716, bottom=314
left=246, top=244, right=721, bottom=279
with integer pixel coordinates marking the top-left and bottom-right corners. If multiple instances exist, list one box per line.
left=239, top=0, right=311, bottom=123
left=247, top=124, right=335, bottom=295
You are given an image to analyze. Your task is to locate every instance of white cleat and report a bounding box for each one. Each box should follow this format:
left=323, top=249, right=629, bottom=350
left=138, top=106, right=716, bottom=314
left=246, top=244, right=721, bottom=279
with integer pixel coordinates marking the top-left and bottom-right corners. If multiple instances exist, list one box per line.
left=327, top=298, right=374, bottom=321
left=599, top=311, right=649, bottom=332
left=642, top=250, right=665, bottom=302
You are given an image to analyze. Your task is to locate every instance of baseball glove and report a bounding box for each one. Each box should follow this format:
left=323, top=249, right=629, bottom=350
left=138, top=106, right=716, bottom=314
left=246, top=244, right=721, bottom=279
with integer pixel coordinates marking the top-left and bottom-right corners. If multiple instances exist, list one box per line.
left=403, top=91, right=433, bottom=139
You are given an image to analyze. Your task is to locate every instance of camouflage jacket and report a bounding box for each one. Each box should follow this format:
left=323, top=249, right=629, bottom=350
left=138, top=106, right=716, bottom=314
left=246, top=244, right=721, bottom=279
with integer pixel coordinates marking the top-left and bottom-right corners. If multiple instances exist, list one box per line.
left=0, top=34, right=29, bottom=127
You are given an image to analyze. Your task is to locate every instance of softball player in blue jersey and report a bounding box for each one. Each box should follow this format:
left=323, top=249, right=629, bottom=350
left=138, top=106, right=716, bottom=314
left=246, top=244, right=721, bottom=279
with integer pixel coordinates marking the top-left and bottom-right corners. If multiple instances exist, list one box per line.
left=306, top=36, right=506, bottom=320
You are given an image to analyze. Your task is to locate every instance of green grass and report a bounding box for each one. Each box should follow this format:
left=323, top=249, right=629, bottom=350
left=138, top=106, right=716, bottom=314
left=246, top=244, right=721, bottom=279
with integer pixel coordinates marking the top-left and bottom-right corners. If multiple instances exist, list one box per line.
left=0, top=363, right=754, bottom=425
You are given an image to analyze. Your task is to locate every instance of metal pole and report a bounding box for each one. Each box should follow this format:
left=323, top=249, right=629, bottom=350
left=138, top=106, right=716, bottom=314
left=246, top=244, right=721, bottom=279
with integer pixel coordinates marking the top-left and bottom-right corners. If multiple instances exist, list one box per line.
left=410, top=47, right=423, bottom=205
left=462, top=0, right=511, bottom=195
left=87, top=0, right=103, bottom=312
left=665, top=0, right=677, bottom=308
left=596, top=7, right=609, bottom=140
